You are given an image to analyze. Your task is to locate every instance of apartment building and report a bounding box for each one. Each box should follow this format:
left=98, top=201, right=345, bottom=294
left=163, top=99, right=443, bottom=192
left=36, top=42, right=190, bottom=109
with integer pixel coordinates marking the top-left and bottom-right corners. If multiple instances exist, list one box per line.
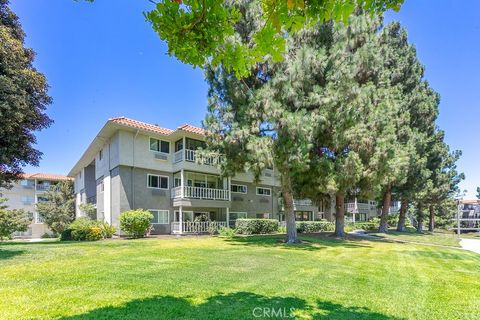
left=69, top=117, right=321, bottom=234
left=0, top=173, right=72, bottom=238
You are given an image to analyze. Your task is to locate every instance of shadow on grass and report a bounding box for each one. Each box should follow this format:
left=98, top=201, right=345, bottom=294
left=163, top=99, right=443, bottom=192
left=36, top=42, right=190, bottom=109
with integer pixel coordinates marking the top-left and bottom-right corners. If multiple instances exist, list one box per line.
left=223, top=234, right=372, bottom=251
left=0, top=248, right=26, bottom=260
left=59, top=292, right=401, bottom=320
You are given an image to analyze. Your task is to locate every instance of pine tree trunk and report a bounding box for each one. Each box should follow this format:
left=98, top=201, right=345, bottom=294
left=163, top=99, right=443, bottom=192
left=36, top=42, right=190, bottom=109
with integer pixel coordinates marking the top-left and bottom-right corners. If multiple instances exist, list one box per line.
left=416, top=203, right=424, bottom=233
left=334, top=192, right=345, bottom=237
left=378, top=185, right=392, bottom=233
left=428, top=205, right=435, bottom=232
left=280, top=166, right=299, bottom=244
left=396, top=198, right=408, bottom=232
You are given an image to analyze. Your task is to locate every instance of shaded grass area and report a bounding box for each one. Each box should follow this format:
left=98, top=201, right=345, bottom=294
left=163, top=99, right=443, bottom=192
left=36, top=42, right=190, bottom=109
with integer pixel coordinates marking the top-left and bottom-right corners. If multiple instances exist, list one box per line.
left=0, top=235, right=479, bottom=319
left=368, top=228, right=462, bottom=247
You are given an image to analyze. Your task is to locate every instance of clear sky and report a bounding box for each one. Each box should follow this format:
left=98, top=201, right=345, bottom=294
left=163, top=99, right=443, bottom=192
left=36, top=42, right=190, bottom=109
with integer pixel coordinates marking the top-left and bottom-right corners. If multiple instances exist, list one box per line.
left=10, top=0, right=480, bottom=198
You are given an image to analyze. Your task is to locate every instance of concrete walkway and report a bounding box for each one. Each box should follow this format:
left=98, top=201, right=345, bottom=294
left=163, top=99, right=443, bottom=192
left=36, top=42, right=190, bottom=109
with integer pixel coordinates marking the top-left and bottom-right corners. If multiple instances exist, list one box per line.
left=460, top=238, right=480, bottom=254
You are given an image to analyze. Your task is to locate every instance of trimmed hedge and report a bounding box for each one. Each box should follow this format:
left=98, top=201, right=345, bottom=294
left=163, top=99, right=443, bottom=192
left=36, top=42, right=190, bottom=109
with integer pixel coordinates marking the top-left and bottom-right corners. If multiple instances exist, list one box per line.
left=347, top=222, right=377, bottom=231
left=296, top=221, right=335, bottom=233
left=235, top=219, right=279, bottom=235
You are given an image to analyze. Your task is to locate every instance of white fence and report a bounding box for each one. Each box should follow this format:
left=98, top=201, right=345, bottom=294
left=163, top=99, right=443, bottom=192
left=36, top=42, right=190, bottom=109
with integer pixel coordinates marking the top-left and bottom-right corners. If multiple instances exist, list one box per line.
left=171, top=221, right=228, bottom=233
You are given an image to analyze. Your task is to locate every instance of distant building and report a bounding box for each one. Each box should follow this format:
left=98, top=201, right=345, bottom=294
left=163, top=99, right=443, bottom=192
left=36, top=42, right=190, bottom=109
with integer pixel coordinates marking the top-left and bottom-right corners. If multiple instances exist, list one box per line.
left=460, top=200, right=480, bottom=230
left=0, top=173, right=73, bottom=238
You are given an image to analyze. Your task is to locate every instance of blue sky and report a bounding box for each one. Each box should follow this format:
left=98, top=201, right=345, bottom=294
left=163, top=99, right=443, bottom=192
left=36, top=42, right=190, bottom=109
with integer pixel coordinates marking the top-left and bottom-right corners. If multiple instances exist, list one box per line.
left=10, top=0, right=480, bottom=198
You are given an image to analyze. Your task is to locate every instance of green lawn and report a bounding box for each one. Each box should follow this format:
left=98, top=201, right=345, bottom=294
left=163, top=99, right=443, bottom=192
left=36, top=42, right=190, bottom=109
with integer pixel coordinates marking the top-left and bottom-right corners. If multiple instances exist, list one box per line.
left=0, top=235, right=479, bottom=320
left=368, top=228, right=463, bottom=247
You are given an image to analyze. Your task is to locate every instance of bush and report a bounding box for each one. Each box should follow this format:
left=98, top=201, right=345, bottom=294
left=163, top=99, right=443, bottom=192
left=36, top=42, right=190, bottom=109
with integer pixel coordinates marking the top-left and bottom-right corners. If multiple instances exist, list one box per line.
left=218, top=227, right=235, bottom=237
left=207, top=221, right=219, bottom=235
left=66, top=218, right=115, bottom=241
left=347, top=222, right=377, bottom=231
left=86, top=226, right=103, bottom=241
left=40, top=232, right=55, bottom=239
left=296, top=221, right=334, bottom=233
left=235, top=219, right=279, bottom=235
left=60, top=228, right=73, bottom=241
left=99, top=221, right=116, bottom=238
left=120, top=209, right=153, bottom=238
left=0, top=208, right=31, bottom=240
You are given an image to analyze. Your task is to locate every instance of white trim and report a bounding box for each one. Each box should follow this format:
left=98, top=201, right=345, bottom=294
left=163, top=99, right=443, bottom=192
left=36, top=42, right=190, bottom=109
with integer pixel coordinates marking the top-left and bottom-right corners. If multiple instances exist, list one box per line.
left=149, top=209, right=170, bottom=224
left=256, top=187, right=272, bottom=196
left=147, top=174, right=170, bottom=190
left=231, top=184, right=247, bottom=194
left=149, top=137, right=170, bottom=154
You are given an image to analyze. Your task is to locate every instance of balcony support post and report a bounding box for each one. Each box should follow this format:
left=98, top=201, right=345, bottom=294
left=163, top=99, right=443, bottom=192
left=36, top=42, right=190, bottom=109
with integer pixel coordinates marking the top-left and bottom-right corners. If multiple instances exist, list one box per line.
left=180, top=169, right=184, bottom=199
left=226, top=207, right=230, bottom=227
left=179, top=206, right=183, bottom=234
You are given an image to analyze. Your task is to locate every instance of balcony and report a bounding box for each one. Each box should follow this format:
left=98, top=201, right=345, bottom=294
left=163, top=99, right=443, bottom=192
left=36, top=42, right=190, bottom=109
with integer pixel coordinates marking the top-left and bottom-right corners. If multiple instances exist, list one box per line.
left=36, top=184, right=51, bottom=191
left=171, top=186, right=230, bottom=201
left=293, top=199, right=313, bottom=206
left=346, top=203, right=375, bottom=214
left=173, top=149, right=223, bottom=166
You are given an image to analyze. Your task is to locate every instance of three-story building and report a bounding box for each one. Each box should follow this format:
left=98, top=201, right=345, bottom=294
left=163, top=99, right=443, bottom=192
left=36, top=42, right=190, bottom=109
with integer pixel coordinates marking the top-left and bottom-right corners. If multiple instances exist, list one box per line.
left=69, top=117, right=323, bottom=234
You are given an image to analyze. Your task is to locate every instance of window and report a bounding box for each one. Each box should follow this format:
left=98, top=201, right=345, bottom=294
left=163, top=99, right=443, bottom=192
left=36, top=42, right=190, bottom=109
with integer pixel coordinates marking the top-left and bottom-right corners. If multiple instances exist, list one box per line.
left=150, top=138, right=170, bottom=154
left=20, top=180, right=29, bottom=186
left=231, top=184, right=247, bottom=194
left=229, top=212, right=247, bottom=220
left=295, top=211, right=313, bottom=221
left=150, top=210, right=169, bottom=224
left=99, top=149, right=103, bottom=160
left=147, top=174, right=169, bottom=189
left=256, top=187, right=271, bottom=196
left=174, top=177, right=182, bottom=187
left=256, top=213, right=270, bottom=219
left=21, top=196, right=34, bottom=205
left=175, top=139, right=183, bottom=152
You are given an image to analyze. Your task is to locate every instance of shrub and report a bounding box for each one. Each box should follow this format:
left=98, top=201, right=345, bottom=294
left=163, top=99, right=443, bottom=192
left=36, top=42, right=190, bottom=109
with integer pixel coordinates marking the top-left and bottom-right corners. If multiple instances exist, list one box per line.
left=60, top=228, right=73, bottom=241
left=218, top=227, right=235, bottom=238
left=0, top=208, right=31, bottom=240
left=66, top=218, right=115, bottom=241
left=120, top=209, right=153, bottom=238
left=40, top=232, right=54, bottom=239
left=347, top=222, right=377, bottom=231
left=235, top=219, right=279, bottom=235
left=79, top=203, right=97, bottom=220
left=69, top=218, right=95, bottom=241
left=99, top=221, right=116, bottom=238
left=86, top=226, right=103, bottom=241
left=296, top=221, right=334, bottom=233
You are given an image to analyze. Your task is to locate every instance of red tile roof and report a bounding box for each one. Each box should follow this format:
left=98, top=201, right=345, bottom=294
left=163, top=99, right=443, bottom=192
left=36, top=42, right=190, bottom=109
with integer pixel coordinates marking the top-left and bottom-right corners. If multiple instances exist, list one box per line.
left=109, top=117, right=205, bottom=136
left=109, top=116, right=174, bottom=135
left=177, top=124, right=205, bottom=135
left=20, top=173, right=73, bottom=181
left=462, top=200, right=480, bottom=204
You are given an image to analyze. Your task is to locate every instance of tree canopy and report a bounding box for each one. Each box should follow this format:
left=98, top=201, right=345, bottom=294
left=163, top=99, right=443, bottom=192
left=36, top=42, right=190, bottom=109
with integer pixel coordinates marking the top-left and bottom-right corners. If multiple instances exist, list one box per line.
left=36, top=181, right=75, bottom=234
left=146, top=0, right=403, bottom=77
left=0, top=0, right=52, bottom=187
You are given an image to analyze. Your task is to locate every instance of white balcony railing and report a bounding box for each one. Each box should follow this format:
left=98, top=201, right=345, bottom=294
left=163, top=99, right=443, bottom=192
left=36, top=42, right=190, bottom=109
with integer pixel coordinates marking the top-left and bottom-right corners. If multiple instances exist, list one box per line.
left=171, top=221, right=228, bottom=233
left=173, top=149, right=223, bottom=166
left=346, top=203, right=374, bottom=213
left=171, top=186, right=230, bottom=201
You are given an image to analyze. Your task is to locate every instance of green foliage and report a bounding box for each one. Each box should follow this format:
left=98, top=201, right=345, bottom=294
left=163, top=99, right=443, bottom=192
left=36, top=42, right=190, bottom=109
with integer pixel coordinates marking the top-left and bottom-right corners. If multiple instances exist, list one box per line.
left=36, top=181, right=75, bottom=234
left=79, top=203, right=97, bottom=220
left=65, top=218, right=115, bottom=241
left=218, top=226, right=235, bottom=238
left=348, top=222, right=377, bottom=231
left=120, top=209, right=153, bottom=238
left=99, top=221, right=116, bottom=238
left=0, top=207, right=31, bottom=239
left=40, top=232, right=54, bottom=239
left=0, top=0, right=52, bottom=187
left=145, top=0, right=403, bottom=77
left=296, top=221, right=334, bottom=233
left=207, top=221, right=219, bottom=235
left=235, top=219, right=279, bottom=235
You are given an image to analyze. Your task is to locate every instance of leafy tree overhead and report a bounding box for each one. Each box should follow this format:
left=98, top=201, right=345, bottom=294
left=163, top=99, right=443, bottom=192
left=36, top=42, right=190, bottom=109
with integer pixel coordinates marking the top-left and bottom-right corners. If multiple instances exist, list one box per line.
left=476, top=187, right=480, bottom=200
left=145, top=0, right=403, bottom=77
left=36, top=181, right=75, bottom=234
left=0, top=0, right=52, bottom=188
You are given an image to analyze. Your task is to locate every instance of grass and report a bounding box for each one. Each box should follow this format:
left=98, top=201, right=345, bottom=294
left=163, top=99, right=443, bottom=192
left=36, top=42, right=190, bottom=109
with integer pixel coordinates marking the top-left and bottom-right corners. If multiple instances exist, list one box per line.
left=0, top=235, right=479, bottom=320
left=368, top=227, right=463, bottom=247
